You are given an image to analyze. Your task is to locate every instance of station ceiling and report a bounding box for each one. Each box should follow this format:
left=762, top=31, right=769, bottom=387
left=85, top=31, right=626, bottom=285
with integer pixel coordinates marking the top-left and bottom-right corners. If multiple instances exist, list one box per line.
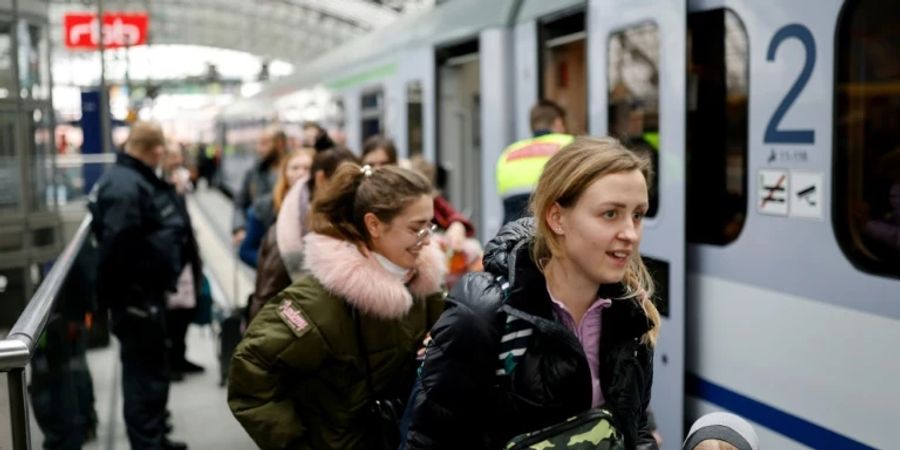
left=47, top=0, right=434, bottom=63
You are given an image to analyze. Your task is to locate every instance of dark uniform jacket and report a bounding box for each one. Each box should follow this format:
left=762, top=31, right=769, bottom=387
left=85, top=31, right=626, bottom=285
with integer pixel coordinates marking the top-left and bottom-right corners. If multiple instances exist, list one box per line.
left=89, top=152, right=187, bottom=314
left=405, top=218, right=658, bottom=450
left=228, top=232, right=447, bottom=450
left=232, top=158, right=278, bottom=233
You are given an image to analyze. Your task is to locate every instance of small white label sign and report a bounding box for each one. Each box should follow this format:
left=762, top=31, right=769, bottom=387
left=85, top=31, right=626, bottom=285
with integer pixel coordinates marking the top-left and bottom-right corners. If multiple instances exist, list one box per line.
left=790, top=171, right=823, bottom=219
left=758, top=169, right=789, bottom=216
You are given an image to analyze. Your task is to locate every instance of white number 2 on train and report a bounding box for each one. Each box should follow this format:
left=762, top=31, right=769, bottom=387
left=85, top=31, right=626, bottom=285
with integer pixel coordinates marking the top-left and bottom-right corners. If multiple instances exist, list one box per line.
left=764, top=24, right=816, bottom=145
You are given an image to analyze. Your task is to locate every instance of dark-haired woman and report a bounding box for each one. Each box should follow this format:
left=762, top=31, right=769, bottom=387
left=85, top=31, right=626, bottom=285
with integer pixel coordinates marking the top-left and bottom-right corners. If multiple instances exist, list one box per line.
left=228, top=163, right=446, bottom=450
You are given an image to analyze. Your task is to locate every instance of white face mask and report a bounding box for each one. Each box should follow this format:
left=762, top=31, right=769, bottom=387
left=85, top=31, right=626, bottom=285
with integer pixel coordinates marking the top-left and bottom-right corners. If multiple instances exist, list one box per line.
left=372, top=251, right=412, bottom=281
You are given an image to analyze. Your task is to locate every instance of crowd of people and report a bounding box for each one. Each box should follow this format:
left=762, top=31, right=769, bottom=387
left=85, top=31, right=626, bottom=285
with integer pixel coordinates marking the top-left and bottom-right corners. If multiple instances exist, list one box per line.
left=68, top=100, right=763, bottom=450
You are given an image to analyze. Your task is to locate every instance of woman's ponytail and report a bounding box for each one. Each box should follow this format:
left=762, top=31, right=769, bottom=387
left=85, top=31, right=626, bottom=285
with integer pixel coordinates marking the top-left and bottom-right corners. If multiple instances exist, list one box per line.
left=308, top=162, right=368, bottom=243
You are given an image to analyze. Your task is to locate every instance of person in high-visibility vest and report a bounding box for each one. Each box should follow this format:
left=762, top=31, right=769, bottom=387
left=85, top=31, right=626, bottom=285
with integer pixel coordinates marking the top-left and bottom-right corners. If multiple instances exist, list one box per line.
left=497, top=100, right=573, bottom=224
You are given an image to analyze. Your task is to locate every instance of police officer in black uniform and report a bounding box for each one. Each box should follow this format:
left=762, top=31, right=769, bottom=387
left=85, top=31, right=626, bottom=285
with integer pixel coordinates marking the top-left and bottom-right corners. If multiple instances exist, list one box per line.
left=90, top=122, right=188, bottom=450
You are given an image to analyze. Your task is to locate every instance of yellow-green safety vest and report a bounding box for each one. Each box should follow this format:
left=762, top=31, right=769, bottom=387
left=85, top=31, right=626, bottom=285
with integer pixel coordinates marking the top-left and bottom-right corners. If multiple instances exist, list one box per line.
left=496, top=133, right=574, bottom=198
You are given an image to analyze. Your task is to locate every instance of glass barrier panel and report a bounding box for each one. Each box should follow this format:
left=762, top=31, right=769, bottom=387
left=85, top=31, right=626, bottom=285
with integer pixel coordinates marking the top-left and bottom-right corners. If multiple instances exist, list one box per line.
left=54, top=156, right=115, bottom=210
left=17, top=20, right=48, bottom=100
left=0, top=21, right=13, bottom=99
left=31, top=108, right=53, bottom=212
left=0, top=111, right=21, bottom=212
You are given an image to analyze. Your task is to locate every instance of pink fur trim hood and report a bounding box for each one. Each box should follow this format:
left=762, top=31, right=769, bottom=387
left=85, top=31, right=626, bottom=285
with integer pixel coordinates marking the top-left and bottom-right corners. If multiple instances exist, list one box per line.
left=302, top=232, right=446, bottom=320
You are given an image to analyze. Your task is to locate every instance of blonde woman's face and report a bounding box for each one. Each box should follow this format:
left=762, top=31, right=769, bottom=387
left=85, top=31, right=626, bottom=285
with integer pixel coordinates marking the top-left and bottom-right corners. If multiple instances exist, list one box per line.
left=285, top=153, right=313, bottom=187
left=552, top=170, right=648, bottom=285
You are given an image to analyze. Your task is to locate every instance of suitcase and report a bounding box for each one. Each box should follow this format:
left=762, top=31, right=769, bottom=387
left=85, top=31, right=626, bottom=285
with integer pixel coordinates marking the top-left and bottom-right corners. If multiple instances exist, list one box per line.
left=217, top=305, right=246, bottom=387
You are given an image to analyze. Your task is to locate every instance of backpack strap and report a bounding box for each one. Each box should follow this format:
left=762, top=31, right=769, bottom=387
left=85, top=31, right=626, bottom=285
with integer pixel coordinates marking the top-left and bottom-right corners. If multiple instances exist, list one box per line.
left=494, top=275, right=532, bottom=378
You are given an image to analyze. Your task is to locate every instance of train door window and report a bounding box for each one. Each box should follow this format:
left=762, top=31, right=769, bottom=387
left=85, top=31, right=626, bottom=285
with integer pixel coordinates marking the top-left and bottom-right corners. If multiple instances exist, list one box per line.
left=436, top=39, right=482, bottom=232
left=406, top=80, right=424, bottom=157
left=608, top=23, right=660, bottom=217
left=685, top=9, right=749, bottom=245
left=540, top=10, right=587, bottom=134
left=360, top=89, right=383, bottom=146
left=329, top=97, right=346, bottom=136
left=835, top=0, right=900, bottom=278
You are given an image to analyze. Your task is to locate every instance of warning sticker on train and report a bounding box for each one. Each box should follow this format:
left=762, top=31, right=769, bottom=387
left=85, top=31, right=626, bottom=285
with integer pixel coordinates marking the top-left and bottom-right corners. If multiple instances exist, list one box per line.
left=758, top=169, right=789, bottom=216
left=789, top=171, right=823, bottom=219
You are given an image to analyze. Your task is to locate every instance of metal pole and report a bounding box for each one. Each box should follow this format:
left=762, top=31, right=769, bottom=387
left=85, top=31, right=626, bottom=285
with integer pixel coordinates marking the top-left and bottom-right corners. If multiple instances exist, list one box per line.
left=8, top=368, right=31, bottom=450
left=98, top=0, right=111, bottom=154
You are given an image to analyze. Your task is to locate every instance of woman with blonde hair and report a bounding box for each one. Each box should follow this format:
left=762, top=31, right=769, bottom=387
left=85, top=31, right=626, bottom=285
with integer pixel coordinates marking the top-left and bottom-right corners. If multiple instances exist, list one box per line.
left=248, top=147, right=358, bottom=321
left=229, top=163, right=447, bottom=450
left=239, top=148, right=315, bottom=267
left=404, top=136, right=660, bottom=450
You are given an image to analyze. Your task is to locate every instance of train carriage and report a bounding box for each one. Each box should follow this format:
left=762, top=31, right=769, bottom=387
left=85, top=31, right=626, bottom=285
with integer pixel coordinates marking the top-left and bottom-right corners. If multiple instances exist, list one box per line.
left=217, top=1, right=900, bottom=448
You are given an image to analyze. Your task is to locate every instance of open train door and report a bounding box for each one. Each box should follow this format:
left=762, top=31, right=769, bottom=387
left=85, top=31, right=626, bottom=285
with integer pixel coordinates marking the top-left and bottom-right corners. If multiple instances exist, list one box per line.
left=588, top=0, right=686, bottom=448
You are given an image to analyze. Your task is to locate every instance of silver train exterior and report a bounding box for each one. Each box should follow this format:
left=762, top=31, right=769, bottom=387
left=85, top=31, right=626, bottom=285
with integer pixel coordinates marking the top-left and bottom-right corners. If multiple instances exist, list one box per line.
left=217, top=1, right=900, bottom=449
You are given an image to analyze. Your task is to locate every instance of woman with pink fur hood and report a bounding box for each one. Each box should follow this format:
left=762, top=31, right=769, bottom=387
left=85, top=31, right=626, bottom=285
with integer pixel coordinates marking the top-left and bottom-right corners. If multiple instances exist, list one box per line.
left=227, top=162, right=446, bottom=450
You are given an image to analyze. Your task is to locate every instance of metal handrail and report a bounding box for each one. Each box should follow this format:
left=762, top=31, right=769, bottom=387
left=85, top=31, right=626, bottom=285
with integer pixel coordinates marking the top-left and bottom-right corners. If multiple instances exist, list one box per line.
left=0, top=213, right=93, bottom=450
left=51, top=153, right=117, bottom=168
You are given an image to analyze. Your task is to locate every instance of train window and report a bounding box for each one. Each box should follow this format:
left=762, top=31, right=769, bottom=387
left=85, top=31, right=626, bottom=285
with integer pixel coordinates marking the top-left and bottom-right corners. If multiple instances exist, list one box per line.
left=540, top=10, right=587, bottom=134
left=835, top=0, right=900, bottom=278
left=608, top=23, right=660, bottom=218
left=360, top=89, right=383, bottom=146
left=406, top=81, right=423, bottom=157
left=686, top=9, right=749, bottom=245
left=330, top=97, right=346, bottom=132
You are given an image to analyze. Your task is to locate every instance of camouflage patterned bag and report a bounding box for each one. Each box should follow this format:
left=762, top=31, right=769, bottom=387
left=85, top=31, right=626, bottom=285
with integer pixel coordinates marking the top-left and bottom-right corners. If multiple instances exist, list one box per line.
left=504, top=409, right=626, bottom=450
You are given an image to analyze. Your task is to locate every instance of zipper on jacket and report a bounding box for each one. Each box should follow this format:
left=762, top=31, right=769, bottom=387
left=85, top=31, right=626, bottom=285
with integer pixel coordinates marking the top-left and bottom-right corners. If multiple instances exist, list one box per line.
left=501, top=304, right=592, bottom=391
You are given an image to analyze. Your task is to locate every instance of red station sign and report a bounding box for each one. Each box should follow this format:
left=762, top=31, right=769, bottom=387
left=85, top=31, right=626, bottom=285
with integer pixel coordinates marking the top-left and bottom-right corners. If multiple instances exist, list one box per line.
left=64, top=12, right=149, bottom=50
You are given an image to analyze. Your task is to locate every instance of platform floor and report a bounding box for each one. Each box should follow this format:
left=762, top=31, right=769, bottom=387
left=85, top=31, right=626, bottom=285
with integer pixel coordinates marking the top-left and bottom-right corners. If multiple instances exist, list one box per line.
left=26, top=326, right=258, bottom=450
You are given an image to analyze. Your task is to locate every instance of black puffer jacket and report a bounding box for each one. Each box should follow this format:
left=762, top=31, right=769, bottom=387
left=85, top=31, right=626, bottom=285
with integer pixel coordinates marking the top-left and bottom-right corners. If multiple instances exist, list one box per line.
left=405, top=218, right=657, bottom=450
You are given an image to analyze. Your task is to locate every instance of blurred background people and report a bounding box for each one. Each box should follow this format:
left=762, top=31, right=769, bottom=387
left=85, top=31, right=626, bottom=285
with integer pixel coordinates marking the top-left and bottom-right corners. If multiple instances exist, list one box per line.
left=250, top=147, right=358, bottom=320
left=195, top=143, right=220, bottom=189
left=302, top=121, right=336, bottom=151
left=238, top=148, right=315, bottom=268
left=162, top=145, right=205, bottom=381
left=232, top=127, right=287, bottom=246
left=361, top=135, right=398, bottom=168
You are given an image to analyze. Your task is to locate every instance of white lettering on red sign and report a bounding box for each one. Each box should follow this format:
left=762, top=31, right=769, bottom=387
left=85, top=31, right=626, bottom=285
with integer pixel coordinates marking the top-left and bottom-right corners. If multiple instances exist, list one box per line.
left=64, top=13, right=148, bottom=50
